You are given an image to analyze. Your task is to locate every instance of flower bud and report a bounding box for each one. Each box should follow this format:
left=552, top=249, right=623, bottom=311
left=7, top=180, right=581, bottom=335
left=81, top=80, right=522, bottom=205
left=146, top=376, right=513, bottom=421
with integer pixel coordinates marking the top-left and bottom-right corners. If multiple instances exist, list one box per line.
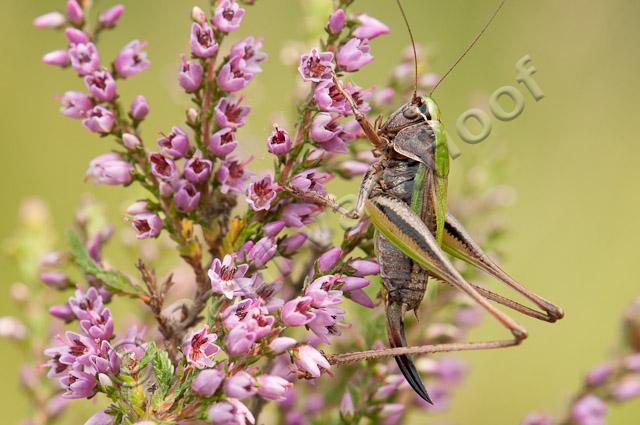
left=328, top=9, right=346, bottom=34
left=65, top=27, right=89, bottom=44
left=98, top=373, right=113, bottom=388
left=98, top=4, right=125, bottom=28
left=317, top=247, right=341, bottom=272
left=130, top=95, right=149, bottom=121
left=192, top=6, right=206, bottom=23
left=349, top=259, right=380, bottom=276
left=126, top=200, right=149, bottom=215
left=40, top=271, right=71, bottom=289
left=187, top=108, right=199, bottom=126
left=66, top=0, right=84, bottom=25
left=33, top=12, right=66, bottom=29
left=43, top=50, right=70, bottom=67
left=268, top=337, right=296, bottom=354
left=192, top=368, right=223, bottom=396
left=122, top=133, right=141, bottom=150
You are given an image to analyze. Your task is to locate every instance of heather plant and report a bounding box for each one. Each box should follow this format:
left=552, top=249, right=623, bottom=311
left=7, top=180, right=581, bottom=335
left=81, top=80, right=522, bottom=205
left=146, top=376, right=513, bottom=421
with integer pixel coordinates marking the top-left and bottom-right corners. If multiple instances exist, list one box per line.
left=1, top=1, right=636, bottom=425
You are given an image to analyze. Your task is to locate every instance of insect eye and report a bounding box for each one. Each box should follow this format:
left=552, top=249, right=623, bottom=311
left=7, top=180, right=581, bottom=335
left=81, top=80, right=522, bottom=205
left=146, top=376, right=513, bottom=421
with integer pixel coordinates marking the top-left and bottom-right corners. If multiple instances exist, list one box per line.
left=403, top=107, right=419, bottom=120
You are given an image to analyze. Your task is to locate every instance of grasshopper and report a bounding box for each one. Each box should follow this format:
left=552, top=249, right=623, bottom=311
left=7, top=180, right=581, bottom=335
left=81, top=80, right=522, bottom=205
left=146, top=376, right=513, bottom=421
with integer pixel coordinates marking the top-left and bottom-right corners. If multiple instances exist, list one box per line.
left=316, top=0, right=565, bottom=403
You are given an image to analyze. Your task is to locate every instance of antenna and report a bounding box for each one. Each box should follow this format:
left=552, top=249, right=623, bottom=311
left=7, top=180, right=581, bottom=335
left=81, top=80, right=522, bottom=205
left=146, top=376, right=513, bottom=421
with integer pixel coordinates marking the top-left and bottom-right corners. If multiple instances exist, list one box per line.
left=429, top=0, right=507, bottom=96
left=395, top=0, right=419, bottom=102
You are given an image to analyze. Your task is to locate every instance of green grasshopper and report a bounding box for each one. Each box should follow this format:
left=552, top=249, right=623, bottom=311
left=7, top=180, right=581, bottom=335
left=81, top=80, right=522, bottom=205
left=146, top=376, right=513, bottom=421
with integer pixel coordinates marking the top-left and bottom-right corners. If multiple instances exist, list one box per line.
left=319, top=0, right=564, bottom=403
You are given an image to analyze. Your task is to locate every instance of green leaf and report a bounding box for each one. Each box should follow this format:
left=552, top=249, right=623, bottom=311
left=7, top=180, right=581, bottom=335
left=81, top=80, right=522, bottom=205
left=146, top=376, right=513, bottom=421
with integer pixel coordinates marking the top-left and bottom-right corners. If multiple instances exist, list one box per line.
left=67, top=229, right=144, bottom=296
left=138, top=342, right=158, bottom=369
left=152, top=348, right=175, bottom=396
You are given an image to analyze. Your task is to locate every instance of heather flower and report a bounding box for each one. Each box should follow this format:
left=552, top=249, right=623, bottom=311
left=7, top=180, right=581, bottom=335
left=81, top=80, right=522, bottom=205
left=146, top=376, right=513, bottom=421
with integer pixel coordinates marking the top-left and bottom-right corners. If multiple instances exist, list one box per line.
left=281, top=203, right=320, bottom=228
left=208, top=254, right=252, bottom=299
left=269, top=337, right=297, bottom=354
left=298, top=49, right=335, bottom=82
left=570, top=395, right=607, bottom=425
left=43, top=50, right=70, bottom=67
left=246, top=174, right=277, bottom=212
left=178, top=54, right=203, bottom=93
left=257, top=375, right=292, bottom=401
left=225, top=321, right=257, bottom=355
left=521, top=413, right=553, bottom=425
left=130, top=95, right=149, bottom=120
left=184, top=152, right=212, bottom=184
left=291, top=169, right=332, bottom=195
left=217, top=56, right=254, bottom=92
left=49, top=303, right=75, bottom=322
left=183, top=325, right=220, bottom=369
left=65, top=27, right=89, bottom=44
left=352, top=14, right=390, bottom=40
left=267, top=126, right=291, bottom=155
left=212, top=0, right=246, bottom=33
left=281, top=296, right=315, bottom=326
left=208, top=127, right=238, bottom=157
left=328, top=9, right=346, bottom=34
left=317, top=247, right=342, bottom=272
left=0, top=317, right=26, bottom=340
left=173, top=180, right=201, bottom=212
left=131, top=212, right=163, bottom=239
left=86, top=153, right=132, bottom=185
left=114, top=40, right=150, bottom=78
left=314, top=80, right=347, bottom=113
left=190, top=22, right=218, bottom=58
left=84, top=69, right=117, bottom=102
left=340, top=392, right=355, bottom=420
left=157, top=126, right=189, bottom=158
left=85, top=410, right=114, bottom=425
left=374, top=87, right=395, bottom=106
left=217, top=156, right=253, bottom=193
left=230, top=37, right=267, bottom=73
left=215, top=96, right=250, bottom=128
left=280, top=233, right=307, bottom=255
left=122, top=133, right=141, bottom=150
left=224, top=371, right=257, bottom=399
left=310, top=113, right=347, bottom=153
left=69, top=42, right=100, bottom=76
left=40, top=271, right=70, bottom=289
left=149, top=153, right=178, bottom=181
left=337, top=38, right=374, bottom=72
left=345, top=288, right=375, bottom=308
left=248, top=237, right=277, bottom=267
left=586, top=362, right=614, bottom=386
left=263, top=220, right=286, bottom=237
left=60, top=367, right=97, bottom=399
left=66, top=0, right=84, bottom=24
left=192, top=368, right=223, bottom=396
left=293, top=345, right=330, bottom=378
left=612, top=376, right=640, bottom=401
left=98, top=4, right=125, bottom=29
left=58, top=91, right=92, bottom=119
left=33, top=12, right=66, bottom=29
left=349, top=259, right=380, bottom=276
left=208, top=399, right=255, bottom=425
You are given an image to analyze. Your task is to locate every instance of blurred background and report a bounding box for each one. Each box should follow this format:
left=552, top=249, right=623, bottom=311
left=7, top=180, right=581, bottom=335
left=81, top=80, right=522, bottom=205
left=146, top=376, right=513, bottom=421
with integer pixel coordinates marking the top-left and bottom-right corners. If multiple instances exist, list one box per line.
left=2, top=0, right=640, bottom=423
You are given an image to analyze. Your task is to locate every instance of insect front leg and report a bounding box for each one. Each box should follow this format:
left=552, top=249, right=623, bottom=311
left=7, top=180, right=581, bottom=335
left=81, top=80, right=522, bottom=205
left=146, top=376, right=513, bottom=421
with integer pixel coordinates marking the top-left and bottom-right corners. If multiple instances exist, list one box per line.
left=331, top=73, right=387, bottom=149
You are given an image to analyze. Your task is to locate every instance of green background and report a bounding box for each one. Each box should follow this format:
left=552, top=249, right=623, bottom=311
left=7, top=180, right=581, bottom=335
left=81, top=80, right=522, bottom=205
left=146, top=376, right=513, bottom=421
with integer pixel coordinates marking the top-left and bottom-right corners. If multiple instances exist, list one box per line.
left=1, top=0, right=639, bottom=423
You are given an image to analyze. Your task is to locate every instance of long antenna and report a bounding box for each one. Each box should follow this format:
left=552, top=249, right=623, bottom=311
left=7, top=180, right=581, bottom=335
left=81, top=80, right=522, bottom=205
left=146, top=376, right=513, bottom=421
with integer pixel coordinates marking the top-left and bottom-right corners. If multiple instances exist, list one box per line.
left=395, top=0, right=419, bottom=102
left=429, top=0, right=507, bottom=96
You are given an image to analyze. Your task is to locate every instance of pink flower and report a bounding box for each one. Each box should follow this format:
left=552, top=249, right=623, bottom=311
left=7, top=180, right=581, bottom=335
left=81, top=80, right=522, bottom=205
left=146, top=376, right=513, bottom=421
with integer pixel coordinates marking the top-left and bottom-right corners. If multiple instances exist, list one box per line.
left=184, top=152, right=212, bottom=184
left=269, top=337, right=296, bottom=354
left=192, top=368, right=223, bottom=396
left=298, top=49, right=335, bottom=82
left=317, top=248, right=342, bottom=272
left=280, top=296, right=315, bottom=326
left=208, top=255, right=252, bottom=299
left=224, top=371, right=257, bottom=399
left=157, top=126, right=189, bottom=158
left=69, top=42, right=100, bottom=76
left=281, top=203, right=320, bottom=228
left=216, top=156, right=253, bottom=193
left=246, top=174, right=277, bottom=212
left=149, top=153, right=177, bottom=181
left=43, top=50, right=70, bottom=67
left=208, top=399, right=255, bottom=425
left=183, top=326, right=220, bottom=369
left=84, top=69, right=117, bottom=102
left=114, top=40, right=149, bottom=78
left=33, top=12, right=66, bottom=29
left=225, top=321, right=257, bottom=355
left=130, top=95, right=149, bottom=120
left=230, top=37, right=267, bottom=73
left=337, top=38, right=374, bottom=72
left=571, top=395, right=607, bottom=425
left=280, top=233, right=307, bottom=255
left=257, top=375, right=292, bottom=401
left=267, top=126, right=291, bottom=155
left=293, top=345, right=330, bottom=378
left=86, top=153, right=132, bottom=185
left=190, top=22, right=218, bottom=58
left=66, top=0, right=84, bottom=25
left=352, top=14, right=390, bottom=40
left=521, top=413, right=553, bottom=425
left=218, top=56, right=254, bottom=92
left=208, top=127, right=238, bottom=157
left=173, top=179, right=200, bottom=212
left=215, top=96, right=250, bottom=128
left=65, top=28, right=89, bottom=44
left=310, top=113, right=348, bottom=153
left=131, top=212, right=162, bottom=239
left=58, top=91, right=92, bottom=119
left=98, top=4, right=125, bottom=28
left=247, top=237, right=277, bottom=267
left=328, top=9, right=346, bottom=34
left=178, top=54, right=203, bottom=93
left=212, top=0, right=245, bottom=33
left=291, top=169, right=332, bottom=195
